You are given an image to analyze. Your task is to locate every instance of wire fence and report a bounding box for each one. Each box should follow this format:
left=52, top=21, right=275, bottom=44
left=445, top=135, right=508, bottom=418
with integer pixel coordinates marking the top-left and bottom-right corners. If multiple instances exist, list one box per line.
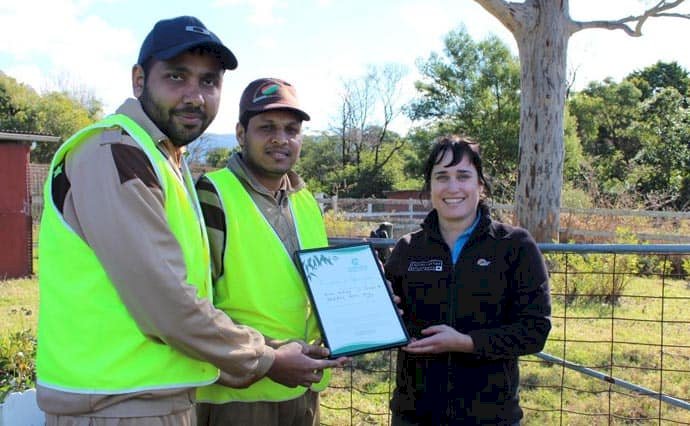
left=322, top=239, right=690, bottom=426
left=27, top=166, right=690, bottom=424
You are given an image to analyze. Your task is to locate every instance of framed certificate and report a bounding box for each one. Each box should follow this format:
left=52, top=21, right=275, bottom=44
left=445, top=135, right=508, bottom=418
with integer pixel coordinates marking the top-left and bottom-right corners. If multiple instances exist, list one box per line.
left=295, top=243, right=410, bottom=358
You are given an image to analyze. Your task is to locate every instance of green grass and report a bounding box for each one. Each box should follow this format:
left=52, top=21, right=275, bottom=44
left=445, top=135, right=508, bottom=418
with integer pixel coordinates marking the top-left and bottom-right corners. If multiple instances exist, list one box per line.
left=0, top=278, right=38, bottom=335
left=0, top=278, right=38, bottom=400
left=2, top=276, right=688, bottom=424
left=321, top=276, right=690, bottom=425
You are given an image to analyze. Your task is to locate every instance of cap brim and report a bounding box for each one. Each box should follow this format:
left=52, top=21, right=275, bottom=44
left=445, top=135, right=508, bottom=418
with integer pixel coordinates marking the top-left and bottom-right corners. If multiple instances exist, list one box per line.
left=256, top=104, right=310, bottom=121
left=155, top=41, right=238, bottom=70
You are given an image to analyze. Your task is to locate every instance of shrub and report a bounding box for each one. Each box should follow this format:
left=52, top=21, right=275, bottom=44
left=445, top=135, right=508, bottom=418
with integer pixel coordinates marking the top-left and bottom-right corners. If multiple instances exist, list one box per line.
left=0, top=330, right=37, bottom=402
left=682, top=256, right=690, bottom=280
left=323, top=211, right=376, bottom=237
left=547, top=228, right=639, bottom=306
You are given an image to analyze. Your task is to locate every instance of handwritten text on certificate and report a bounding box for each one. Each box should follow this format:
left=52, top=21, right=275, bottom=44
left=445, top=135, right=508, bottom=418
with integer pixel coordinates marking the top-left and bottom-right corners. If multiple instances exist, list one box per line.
left=298, top=245, right=408, bottom=356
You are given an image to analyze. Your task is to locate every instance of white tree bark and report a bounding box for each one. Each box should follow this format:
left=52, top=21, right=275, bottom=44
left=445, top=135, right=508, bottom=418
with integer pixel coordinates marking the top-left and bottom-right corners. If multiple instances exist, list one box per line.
left=473, top=0, right=690, bottom=242
left=514, top=2, right=568, bottom=243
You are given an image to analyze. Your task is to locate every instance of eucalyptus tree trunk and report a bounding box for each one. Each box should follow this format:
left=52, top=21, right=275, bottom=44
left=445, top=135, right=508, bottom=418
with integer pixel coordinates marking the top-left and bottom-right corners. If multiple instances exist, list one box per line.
left=513, top=3, right=568, bottom=242
left=475, top=0, right=568, bottom=242
left=474, top=0, right=690, bottom=242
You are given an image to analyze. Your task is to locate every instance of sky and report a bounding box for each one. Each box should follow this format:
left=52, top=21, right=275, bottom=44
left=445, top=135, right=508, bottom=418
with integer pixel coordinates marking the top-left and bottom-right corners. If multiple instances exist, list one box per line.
left=1, top=0, right=689, bottom=136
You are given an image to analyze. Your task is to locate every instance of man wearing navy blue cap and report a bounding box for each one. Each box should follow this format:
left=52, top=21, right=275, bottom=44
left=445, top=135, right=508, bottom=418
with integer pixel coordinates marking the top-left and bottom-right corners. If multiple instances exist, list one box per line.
left=36, top=16, right=342, bottom=426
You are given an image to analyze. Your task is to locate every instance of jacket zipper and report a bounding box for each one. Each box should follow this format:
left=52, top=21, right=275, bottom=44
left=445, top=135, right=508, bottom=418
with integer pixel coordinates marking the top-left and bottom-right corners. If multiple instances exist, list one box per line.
left=446, top=242, right=456, bottom=422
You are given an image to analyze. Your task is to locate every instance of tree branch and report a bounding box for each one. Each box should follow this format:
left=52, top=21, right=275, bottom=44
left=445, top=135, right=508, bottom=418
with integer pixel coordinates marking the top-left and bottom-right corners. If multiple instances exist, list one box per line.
left=571, top=0, right=690, bottom=37
left=473, top=0, right=538, bottom=33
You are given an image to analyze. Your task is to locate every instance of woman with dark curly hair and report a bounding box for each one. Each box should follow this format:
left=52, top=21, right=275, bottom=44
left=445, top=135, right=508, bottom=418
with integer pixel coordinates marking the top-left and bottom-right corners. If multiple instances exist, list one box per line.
left=385, top=135, right=552, bottom=425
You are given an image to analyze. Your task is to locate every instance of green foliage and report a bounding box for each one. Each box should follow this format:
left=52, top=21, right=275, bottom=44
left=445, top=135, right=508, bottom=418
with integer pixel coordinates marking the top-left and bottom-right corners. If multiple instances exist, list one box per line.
left=547, top=229, right=639, bottom=306
left=627, top=60, right=690, bottom=102
left=560, top=183, right=592, bottom=209
left=682, top=257, right=690, bottom=279
left=296, top=133, right=342, bottom=194
left=313, top=64, right=410, bottom=197
left=569, top=78, right=643, bottom=160
left=568, top=61, right=690, bottom=210
left=0, top=72, right=102, bottom=163
left=0, top=330, right=36, bottom=401
left=322, top=211, right=375, bottom=237
left=205, top=147, right=232, bottom=168
left=0, top=73, right=41, bottom=131
left=628, top=87, right=690, bottom=209
left=298, top=131, right=415, bottom=197
left=32, top=92, right=98, bottom=163
left=408, top=26, right=521, bottom=203
left=562, top=107, right=587, bottom=187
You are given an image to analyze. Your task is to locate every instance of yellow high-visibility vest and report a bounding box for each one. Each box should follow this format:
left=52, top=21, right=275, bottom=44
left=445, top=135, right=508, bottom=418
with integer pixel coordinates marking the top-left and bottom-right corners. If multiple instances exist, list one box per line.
left=37, top=114, right=218, bottom=393
left=197, top=168, right=329, bottom=403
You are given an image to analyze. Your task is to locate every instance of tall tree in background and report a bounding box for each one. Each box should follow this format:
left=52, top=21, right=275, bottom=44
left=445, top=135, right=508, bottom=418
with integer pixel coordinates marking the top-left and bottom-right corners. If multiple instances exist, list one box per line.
left=569, top=78, right=643, bottom=194
left=630, top=87, right=690, bottom=209
left=0, top=72, right=101, bottom=162
left=32, top=92, right=97, bottom=162
left=409, top=27, right=521, bottom=200
left=0, top=72, right=41, bottom=131
left=568, top=62, right=690, bottom=209
left=628, top=60, right=690, bottom=104
left=328, top=64, right=408, bottom=197
left=474, top=0, right=690, bottom=241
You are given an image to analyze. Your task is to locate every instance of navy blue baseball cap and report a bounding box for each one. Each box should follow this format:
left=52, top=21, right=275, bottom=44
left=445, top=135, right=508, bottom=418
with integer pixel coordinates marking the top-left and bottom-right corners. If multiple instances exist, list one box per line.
left=138, top=16, right=237, bottom=70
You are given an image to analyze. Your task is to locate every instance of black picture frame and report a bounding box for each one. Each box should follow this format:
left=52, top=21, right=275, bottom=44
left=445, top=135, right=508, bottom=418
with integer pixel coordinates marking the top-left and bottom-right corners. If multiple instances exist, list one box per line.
left=295, top=243, right=410, bottom=358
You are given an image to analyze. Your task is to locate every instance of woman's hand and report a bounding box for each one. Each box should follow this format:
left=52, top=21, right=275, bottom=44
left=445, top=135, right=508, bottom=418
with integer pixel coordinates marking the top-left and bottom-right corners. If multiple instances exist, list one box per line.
left=402, top=324, right=474, bottom=354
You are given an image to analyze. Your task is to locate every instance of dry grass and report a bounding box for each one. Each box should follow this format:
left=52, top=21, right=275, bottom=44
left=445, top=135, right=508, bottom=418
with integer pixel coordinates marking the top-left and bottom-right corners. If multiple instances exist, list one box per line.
left=0, top=278, right=38, bottom=335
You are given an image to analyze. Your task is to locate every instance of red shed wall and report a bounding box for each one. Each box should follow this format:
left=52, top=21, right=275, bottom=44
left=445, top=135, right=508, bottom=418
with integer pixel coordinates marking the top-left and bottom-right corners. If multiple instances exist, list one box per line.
left=0, top=143, right=32, bottom=278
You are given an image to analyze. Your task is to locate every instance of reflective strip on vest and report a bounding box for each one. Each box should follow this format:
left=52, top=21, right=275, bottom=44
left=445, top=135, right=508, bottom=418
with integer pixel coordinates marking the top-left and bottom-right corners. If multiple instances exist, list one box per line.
left=37, top=114, right=218, bottom=393
left=196, top=168, right=330, bottom=403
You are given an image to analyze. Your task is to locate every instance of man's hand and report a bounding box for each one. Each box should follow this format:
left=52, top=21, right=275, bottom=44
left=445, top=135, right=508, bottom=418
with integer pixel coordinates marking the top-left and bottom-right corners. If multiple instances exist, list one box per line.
left=266, top=341, right=348, bottom=388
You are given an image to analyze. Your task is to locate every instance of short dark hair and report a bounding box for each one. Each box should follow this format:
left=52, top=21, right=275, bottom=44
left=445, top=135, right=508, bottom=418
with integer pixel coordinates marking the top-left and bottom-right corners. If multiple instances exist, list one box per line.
left=140, top=57, right=154, bottom=82
left=421, top=134, right=492, bottom=199
left=239, top=110, right=262, bottom=130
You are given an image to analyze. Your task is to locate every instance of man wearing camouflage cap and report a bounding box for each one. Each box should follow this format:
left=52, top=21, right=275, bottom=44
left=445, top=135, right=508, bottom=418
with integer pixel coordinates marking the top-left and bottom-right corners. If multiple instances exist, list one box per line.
left=195, top=78, right=342, bottom=426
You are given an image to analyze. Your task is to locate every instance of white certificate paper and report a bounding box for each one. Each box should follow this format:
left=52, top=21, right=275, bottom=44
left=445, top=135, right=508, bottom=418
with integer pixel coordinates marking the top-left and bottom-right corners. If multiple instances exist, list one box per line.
left=295, top=243, right=409, bottom=358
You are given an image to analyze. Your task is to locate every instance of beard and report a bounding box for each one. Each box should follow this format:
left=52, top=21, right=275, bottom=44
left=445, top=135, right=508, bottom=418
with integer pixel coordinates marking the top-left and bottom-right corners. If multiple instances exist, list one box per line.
left=139, top=86, right=211, bottom=147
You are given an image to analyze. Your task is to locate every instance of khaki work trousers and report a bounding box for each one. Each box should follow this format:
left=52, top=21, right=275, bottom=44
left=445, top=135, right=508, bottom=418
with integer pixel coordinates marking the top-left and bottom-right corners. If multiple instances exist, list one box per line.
left=45, top=407, right=195, bottom=426
left=196, top=390, right=319, bottom=426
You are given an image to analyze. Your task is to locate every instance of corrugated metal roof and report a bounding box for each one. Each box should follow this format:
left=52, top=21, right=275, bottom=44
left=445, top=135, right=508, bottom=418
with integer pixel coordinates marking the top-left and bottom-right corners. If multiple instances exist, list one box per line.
left=0, top=129, right=60, bottom=142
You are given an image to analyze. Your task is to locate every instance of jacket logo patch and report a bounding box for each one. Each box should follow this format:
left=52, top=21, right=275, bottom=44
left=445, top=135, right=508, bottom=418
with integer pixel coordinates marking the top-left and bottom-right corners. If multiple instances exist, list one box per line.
left=476, top=258, right=491, bottom=267
left=408, top=260, right=443, bottom=272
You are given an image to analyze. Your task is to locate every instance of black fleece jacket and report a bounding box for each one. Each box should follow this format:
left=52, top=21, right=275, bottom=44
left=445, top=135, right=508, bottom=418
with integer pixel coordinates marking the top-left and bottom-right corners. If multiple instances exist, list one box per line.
left=384, top=204, right=551, bottom=425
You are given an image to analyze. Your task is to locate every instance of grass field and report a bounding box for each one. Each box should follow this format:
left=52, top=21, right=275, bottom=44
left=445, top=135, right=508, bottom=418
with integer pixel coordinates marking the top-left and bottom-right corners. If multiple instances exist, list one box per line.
left=2, top=273, right=689, bottom=424
left=320, top=272, right=690, bottom=425
left=1, top=278, right=37, bottom=335
left=0, top=278, right=37, bottom=399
